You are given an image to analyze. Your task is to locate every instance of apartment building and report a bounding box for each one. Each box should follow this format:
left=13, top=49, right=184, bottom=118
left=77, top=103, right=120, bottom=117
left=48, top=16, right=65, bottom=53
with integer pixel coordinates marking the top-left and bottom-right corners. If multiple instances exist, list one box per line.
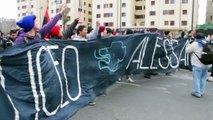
left=135, top=0, right=146, bottom=27
left=206, top=0, right=213, bottom=24
left=92, top=0, right=145, bottom=30
left=145, top=0, right=199, bottom=31
left=17, top=0, right=92, bottom=29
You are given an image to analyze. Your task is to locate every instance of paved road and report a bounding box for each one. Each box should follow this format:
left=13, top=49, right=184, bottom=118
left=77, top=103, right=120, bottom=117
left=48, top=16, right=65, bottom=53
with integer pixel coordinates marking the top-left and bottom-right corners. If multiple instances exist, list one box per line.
left=70, top=69, right=213, bottom=120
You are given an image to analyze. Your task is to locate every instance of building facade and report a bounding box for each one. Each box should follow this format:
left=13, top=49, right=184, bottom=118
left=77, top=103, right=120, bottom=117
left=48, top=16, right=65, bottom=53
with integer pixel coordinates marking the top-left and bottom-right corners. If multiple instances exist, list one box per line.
left=206, top=0, right=213, bottom=24
left=17, top=0, right=92, bottom=29
left=17, top=0, right=200, bottom=32
left=92, top=0, right=146, bottom=30
left=145, top=0, right=199, bottom=31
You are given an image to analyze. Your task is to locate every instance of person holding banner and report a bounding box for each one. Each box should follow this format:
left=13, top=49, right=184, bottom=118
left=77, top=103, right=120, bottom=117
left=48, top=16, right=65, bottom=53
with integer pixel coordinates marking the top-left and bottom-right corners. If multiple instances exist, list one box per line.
left=207, top=35, right=213, bottom=82
left=63, top=18, right=79, bottom=40
left=185, top=33, right=209, bottom=98
left=72, top=21, right=100, bottom=41
left=14, top=4, right=67, bottom=45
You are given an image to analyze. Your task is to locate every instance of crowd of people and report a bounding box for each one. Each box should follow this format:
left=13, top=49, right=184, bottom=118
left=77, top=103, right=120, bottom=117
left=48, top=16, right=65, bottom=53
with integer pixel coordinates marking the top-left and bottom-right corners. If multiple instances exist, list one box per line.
left=0, top=4, right=212, bottom=105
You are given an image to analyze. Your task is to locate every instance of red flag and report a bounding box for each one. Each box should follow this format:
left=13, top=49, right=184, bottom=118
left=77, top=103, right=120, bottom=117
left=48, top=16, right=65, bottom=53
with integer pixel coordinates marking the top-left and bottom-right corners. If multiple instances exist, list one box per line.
left=42, top=6, right=50, bottom=26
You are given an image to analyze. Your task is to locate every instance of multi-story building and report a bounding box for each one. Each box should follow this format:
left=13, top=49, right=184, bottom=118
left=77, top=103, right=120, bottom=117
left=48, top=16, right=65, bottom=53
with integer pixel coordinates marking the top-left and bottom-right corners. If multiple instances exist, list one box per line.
left=17, top=0, right=92, bottom=29
left=135, top=0, right=146, bottom=27
left=206, top=0, right=213, bottom=24
left=145, top=0, right=199, bottom=32
left=92, top=0, right=145, bottom=30
left=17, top=0, right=200, bottom=33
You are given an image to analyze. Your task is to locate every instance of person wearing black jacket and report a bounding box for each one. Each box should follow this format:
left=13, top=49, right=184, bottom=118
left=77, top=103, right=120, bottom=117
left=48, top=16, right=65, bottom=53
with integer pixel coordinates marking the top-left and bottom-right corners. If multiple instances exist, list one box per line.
left=63, top=18, right=79, bottom=39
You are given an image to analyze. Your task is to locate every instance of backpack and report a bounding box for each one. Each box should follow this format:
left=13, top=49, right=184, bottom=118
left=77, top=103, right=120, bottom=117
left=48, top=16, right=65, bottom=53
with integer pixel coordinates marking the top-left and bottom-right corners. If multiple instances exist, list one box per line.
left=194, top=40, right=213, bottom=65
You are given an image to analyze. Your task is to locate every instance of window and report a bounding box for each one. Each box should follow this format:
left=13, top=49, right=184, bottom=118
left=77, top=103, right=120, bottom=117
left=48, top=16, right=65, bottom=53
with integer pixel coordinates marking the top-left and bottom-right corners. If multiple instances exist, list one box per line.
left=88, top=18, right=92, bottom=22
left=104, top=13, right=113, bottom=17
left=135, top=14, right=145, bottom=19
left=110, top=3, right=113, bottom=8
left=211, top=16, right=213, bottom=21
left=17, top=0, right=20, bottom=3
left=170, top=0, right=175, bottom=4
left=181, top=21, right=187, bottom=25
left=151, top=21, right=155, bottom=26
left=22, top=5, right=27, bottom=9
left=17, top=7, right=20, bottom=10
left=140, top=22, right=145, bottom=26
left=88, top=11, right=92, bottom=15
left=135, top=6, right=142, bottom=10
left=164, top=21, right=169, bottom=25
left=165, top=0, right=175, bottom=4
left=151, top=1, right=155, bottom=5
left=165, top=0, right=169, bottom=4
left=182, top=0, right=188, bottom=4
left=66, top=0, right=70, bottom=3
left=96, top=14, right=101, bottom=18
left=170, top=21, right=175, bottom=26
left=84, top=2, right=86, bottom=6
left=182, top=10, right=187, bottom=15
left=31, top=5, right=33, bottom=8
left=22, top=13, right=26, bottom=16
left=122, top=3, right=126, bottom=7
left=104, top=22, right=114, bottom=27
left=122, top=22, right=126, bottom=26
left=97, top=5, right=100, bottom=9
left=51, top=10, right=54, bottom=13
left=122, top=13, right=126, bottom=17
left=104, top=4, right=108, bottom=8
left=88, top=4, right=91, bottom=7
left=150, top=11, right=156, bottom=16
left=163, top=10, right=174, bottom=15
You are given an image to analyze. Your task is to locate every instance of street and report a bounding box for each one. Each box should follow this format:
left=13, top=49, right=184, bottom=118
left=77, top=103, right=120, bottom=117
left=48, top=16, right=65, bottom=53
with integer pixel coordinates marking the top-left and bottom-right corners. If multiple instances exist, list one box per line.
left=70, top=69, right=213, bottom=120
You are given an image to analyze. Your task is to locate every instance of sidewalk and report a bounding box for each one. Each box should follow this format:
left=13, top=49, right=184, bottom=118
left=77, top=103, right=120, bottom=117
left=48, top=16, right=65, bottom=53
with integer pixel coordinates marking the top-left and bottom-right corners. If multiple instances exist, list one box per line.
left=70, top=69, right=213, bottom=120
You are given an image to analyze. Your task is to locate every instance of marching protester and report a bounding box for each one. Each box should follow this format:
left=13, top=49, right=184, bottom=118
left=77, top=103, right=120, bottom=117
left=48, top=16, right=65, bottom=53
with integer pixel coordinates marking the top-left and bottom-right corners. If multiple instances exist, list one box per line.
left=207, top=35, right=213, bottom=82
left=14, top=4, right=67, bottom=45
left=72, top=21, right=100, bottom=41
left=47, top=25, right=63, bottom=39
left=63, top=18, right=79, bottom=40
left=104, top=28, right=113, bottom=37
left=185, top=33, right=209, bottom=98
left=119, top=28, right=135, bottom=83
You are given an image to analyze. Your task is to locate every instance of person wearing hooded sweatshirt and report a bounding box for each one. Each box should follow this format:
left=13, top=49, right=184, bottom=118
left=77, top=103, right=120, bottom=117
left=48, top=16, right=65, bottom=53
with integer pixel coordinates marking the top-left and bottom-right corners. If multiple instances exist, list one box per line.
left=185, top=33, right=209, bottom=98
left=14, top=4, right=67, bottom=45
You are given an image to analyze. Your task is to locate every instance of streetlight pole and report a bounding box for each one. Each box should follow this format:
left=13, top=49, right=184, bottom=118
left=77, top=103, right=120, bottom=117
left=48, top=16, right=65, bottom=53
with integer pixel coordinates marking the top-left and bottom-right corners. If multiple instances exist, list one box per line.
left=191, top=0, right=194, bottom=30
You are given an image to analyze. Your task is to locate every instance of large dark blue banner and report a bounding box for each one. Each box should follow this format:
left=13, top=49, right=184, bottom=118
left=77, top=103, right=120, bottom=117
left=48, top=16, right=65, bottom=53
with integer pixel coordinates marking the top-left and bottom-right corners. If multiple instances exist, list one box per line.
left=0, top=34, right=190, bottom=120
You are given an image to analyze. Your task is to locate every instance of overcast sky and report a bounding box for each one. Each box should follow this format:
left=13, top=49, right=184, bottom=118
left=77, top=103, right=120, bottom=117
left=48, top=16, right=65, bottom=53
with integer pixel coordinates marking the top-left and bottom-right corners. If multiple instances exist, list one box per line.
left=0, top=0, right=208, bottom=24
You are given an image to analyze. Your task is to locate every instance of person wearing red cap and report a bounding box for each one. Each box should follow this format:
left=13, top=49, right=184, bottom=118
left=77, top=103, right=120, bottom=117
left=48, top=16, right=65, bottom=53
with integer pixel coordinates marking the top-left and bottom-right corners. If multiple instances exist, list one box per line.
left=48, top=25, right=62, bottom=39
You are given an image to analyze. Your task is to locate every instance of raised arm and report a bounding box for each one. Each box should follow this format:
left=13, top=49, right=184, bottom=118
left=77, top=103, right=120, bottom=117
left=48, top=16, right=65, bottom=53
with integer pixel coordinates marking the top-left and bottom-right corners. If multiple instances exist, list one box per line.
left=63, top=18, right=79, bottom=39
left=39, top=4, right=67, bottom=38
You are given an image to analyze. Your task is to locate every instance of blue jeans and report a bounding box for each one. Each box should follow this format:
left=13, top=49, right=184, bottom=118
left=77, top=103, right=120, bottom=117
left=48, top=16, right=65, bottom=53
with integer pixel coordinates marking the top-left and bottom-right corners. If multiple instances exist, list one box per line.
left=192, top=66, right=209, bottom=96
